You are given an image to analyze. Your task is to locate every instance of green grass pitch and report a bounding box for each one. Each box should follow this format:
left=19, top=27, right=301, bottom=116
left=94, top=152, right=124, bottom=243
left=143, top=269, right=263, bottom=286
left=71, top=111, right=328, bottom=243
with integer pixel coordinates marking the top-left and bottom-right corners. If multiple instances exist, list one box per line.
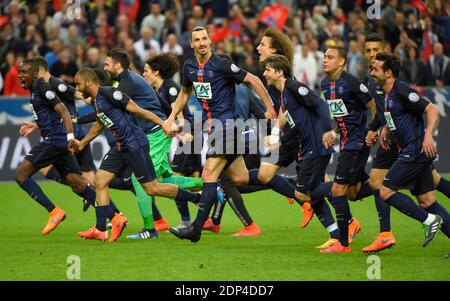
left=0, top=181, right=448, bottom=281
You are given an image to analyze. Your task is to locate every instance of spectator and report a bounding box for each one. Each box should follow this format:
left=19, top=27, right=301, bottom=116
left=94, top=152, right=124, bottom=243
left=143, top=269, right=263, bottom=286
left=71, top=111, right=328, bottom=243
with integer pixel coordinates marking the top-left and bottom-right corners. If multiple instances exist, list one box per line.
left=31, top=31, right=51, bottom=57
left=2, top=54, right=29, bottom=96
left=347, top=39, right=367, bottom=80
left=50, top=46, right=79, bottom=85
left=84, top=47, right=103, bottom=69
left=65, top=24, right=85, bottom=57
left=160, top=9, right=182, bottom=45
left=36, top=2, right=53, bottom=38
left=162, top=33, right=183, bottom=57
left=134, top=26, right=161, bottom=64
left=141, top=2, right=166, bottom=41
left=114, top=14, right=138, bottom=42
left=293, top=44, right=318, bottom=88
left=44, top=38, right=64, bottom=70
left=427, top=42, right=450, bottom=86
left=74, top=44, right=87, bottom=69
left=405, top=12, right=423, bottom=47
left=402, top=46, right=428, bottom=86
left=124, top=38, right=144, bottom=72
left=0, top=23, right=26, bottom=63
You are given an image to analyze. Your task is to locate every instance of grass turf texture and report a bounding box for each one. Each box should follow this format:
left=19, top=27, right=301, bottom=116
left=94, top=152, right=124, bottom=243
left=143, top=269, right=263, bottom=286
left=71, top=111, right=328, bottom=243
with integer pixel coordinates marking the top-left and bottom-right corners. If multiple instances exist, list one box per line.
left=0, top=182, right=448, bottom=281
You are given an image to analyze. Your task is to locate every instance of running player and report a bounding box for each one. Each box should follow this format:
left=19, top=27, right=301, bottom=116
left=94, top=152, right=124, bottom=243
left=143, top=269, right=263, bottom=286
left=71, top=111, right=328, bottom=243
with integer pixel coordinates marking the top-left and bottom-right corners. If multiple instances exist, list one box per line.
left=320, top=45, right=376, bottom=253
left=71, top=68, right=199, bottom=242
left=371, top=53, right=448, bottom=246
left=15, top=59, right=112, bottom=236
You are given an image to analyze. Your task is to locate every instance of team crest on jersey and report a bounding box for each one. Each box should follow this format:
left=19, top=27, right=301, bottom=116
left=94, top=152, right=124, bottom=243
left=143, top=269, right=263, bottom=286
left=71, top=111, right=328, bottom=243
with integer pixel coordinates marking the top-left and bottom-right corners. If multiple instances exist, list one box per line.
left=298, top=86, right=309, bottom=96
left=58, top=84, right=67, bottom=92
left=113, top=91, right=123, bottom=100
left=193, top=81, right=212, bottom=99
left=231, top=64, right=240, bottom=73
left=360, top=83, right=369, bottom=93
left=408, top=92, right=419, bottom=102
left=169, top=87, right=178, bottom=96
left=45, top=90, right=55, bottom=100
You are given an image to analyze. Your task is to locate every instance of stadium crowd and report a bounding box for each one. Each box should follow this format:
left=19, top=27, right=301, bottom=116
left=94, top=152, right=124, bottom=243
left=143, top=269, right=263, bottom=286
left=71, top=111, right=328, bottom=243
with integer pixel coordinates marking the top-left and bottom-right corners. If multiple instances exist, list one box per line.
left=1, top=0, right=450, bottom=96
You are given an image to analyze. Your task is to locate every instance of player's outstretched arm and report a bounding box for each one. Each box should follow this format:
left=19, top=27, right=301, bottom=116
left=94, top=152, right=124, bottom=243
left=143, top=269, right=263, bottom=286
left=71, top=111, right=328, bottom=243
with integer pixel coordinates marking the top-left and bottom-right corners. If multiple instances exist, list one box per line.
left=422, top=103, right=439, bottom=158
left=75, top=120, right=105, bottom=152
left=243, top=73, right=277, bottom=119
left=164, top=85, right=192, bottom=136
left=126, top=99, right=165, bottom=127
left=53, top=102, right=74, bottom=140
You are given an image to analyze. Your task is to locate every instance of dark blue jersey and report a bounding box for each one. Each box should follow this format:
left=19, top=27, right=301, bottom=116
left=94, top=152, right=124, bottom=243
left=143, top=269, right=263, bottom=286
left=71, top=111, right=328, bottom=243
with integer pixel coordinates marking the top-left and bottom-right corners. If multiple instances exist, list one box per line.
left=48, top=75, right=87, bottom=139
left=383, top=80, right=431, bottom=161
left=113, top=70, right=166, bottom=133
left=321, top=71, right=372, bottom=151
left=30, top=77, right=67, bottom=147
left=182, top=53, right=247, bottom=124
left=93, top=87, right=148, bottom=152
left=366, top=75, right=386, bottom=131
left=159, top=78, right=194, bottom=125
left=283, top=79, right=334, bottom=160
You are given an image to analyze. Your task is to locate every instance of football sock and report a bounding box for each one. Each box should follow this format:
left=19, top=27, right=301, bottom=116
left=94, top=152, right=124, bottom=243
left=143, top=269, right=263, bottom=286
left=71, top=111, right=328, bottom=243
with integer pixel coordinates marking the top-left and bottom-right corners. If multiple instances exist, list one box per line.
left=424, top=202, right=450, bottom=238
left=310, top=182, right=332, bottom=200
left=131, top=175, right=154, bottom=230
left=249, top=169, right=295, bottom=198
left=152, top=200, right=162, bottom=220
left=222, top=178, right=253, bottom=226
left=19, top=178, right=55, bottom=212
left=311, top=198, right=339, bottom=239
left=159, top=176, right=203, bottom=189
left=436, top=177, right=450, bottom=198
left=330, top=195, right=350, bottom=247
left=354, top=181, right=373, bottom=200
left=109, top=177, right=133, bottom=190
left=192, top=182, right=218, bottom=231
left=373, top=190, right=391, bottom=232
left=44, top=167, right=67, bottom=185
left=211, top=200, right=225, bottom=226
left=95, top=205, right=108, bottom=231
left=385, top=192, right=428, bottom=222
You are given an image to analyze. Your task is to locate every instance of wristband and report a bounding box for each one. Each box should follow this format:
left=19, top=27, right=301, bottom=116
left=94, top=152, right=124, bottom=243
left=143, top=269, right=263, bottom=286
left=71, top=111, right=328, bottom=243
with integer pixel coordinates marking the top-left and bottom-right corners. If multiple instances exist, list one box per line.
left=67, top=133, right=75, bottom=141
left=271, top=127, right=280, bottom=136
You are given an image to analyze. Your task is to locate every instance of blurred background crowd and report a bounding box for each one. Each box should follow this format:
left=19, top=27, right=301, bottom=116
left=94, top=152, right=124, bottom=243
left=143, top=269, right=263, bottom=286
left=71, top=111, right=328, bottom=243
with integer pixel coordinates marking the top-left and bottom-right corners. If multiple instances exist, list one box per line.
left=0, top=0, right=449, bottom=97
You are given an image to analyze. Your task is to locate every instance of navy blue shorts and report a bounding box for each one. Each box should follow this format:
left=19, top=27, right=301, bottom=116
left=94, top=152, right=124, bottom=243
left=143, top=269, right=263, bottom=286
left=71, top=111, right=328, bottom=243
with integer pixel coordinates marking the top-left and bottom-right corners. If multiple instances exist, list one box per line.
left=334, top=147, right=370, bottom=186
left=172, top=153, right=202, bottom=175
left=296, top=154, right=331, bottom=194
left=383, top=159, right=435, bottom=196
left=206, top=121, right=244, bottom=168
left=76, top=146, right=96, bottom=172
left=25, top=142, right=81, bottom=177
left=100, top=144, right=156, bottom=183
left=371, top=145, right=398, bottom=170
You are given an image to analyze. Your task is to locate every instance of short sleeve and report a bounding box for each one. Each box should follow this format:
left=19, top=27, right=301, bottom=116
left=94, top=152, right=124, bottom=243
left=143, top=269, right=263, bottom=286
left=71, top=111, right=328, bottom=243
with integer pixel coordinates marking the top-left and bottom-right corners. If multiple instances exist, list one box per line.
left=166, top=81, right=180, bottom=104
left=396, top=81, right=429, bottom=113
left=285, top=79, right=315, bottom=107
left=108, top=88, right=130, bottom=109
left=346, top=73, right=372, bottom=105
left=38, top=82, right=62, bottom=108
left=218, top=57, right=247, bottom=84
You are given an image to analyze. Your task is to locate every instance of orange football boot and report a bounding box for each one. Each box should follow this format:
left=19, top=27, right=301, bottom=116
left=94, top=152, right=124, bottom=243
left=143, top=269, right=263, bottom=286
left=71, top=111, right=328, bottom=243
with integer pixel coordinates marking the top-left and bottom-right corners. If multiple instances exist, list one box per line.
left=320, top=241, right=351, bottom=253
left=202, top=217, right=221, bottom=233
left=78, top=227, right=107, bottom=240
left=362, top=231, right=396, bottom=253
left=154, top=218, right=170, bottom=232
left=348, top=217, right=361, bottom=243
left=232, top=223, right=261, bottom=237
left=109, top=213, right=128, bottom=242
left=300, top=203, right=314, bottom=228
left=42, top=207, right=66, bottom=235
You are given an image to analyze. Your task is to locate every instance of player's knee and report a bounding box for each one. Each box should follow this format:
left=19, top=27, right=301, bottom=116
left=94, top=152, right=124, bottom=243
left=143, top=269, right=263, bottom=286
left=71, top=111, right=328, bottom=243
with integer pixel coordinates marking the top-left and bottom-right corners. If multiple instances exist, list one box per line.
left=369, top=176, right=382, bottom=191
left=418, top=196, right=435, bottom=208
left=379, top=186, right=394, bottom=201
left=143, top=182, right=157, bottom=196
left=14, top=172, right=27, bottom=185
left=231, top=173, right=247, bottom=187
left=94, top=175, right=108, bottom=190
left=257, top=171, right=273, bottom=185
